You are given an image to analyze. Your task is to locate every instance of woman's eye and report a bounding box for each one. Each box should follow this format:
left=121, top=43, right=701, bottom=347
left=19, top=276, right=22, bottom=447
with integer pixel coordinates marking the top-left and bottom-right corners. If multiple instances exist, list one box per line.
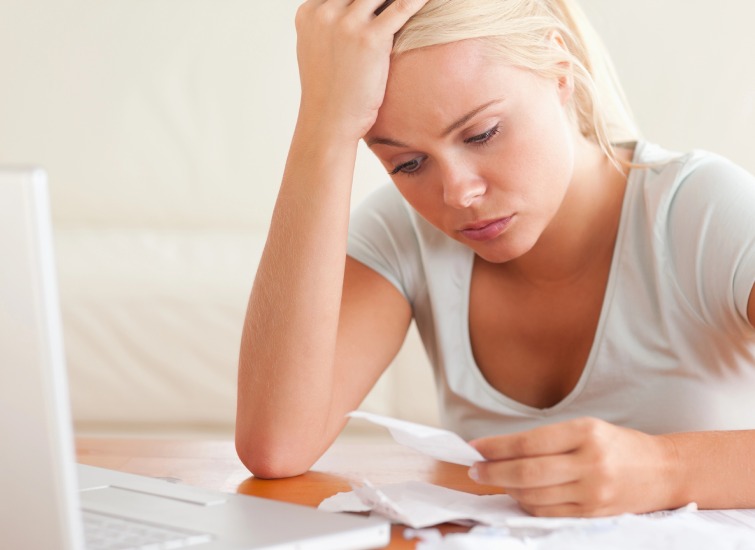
left=465, top=124, right=500, bottom=145
left=390, top=156, right=426, bottom=176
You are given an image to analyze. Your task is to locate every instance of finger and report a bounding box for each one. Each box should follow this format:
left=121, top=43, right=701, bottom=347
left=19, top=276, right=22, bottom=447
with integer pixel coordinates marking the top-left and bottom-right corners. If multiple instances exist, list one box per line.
left=321, top=0, right=408, bottom=34
left=505, top=481, right=580, bottom=508
left=345, top=0, right=395, bottom=18
left=371, top=0, right=432, bottom=34
left=520, top=501, right=597, bottom=518
left=470, top=454, right=581, bottom=489
left=299, top=0, right=340, bottom=11
left=302, top=0, right=372, bottom=21
left=374, top=0, right=394, bottom=15
left=470, top=417, right=600, bottom=460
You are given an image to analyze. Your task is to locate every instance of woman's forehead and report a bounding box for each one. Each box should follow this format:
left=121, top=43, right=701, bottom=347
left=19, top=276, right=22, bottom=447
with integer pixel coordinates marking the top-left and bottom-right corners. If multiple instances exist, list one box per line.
left=380, top=42, right=537, bottom=119
left=369, top=57, right=550, bottom=147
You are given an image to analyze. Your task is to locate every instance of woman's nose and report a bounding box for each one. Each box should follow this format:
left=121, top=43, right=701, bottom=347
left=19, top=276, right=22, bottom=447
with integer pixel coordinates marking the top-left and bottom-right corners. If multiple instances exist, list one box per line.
left=441, top=163, right=486, bottom=208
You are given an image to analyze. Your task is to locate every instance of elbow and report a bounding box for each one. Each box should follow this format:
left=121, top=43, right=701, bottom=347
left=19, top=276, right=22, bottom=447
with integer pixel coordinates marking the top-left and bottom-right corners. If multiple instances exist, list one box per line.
left=235, top=432, right=317, bottom=479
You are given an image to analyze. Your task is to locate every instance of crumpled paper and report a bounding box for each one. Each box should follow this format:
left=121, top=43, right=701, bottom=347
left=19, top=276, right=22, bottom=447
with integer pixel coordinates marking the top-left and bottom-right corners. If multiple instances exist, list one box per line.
left=319, top=478, right=698, bottom=533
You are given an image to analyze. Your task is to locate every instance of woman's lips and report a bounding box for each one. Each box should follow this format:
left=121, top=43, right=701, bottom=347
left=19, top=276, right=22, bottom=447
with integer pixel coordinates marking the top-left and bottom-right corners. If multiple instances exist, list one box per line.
left=459, top=215, right=515, bottom=242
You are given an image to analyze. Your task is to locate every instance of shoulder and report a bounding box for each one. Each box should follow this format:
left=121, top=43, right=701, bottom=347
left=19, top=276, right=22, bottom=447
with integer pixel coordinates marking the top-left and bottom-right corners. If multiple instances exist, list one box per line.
left=348, top=183, right=473, bottom=301
left=356, top=181, right=406, bottom=208
left=348, top=184, right=427, bottom=301
left=348, top=184, right=418, bottom=253
left=628, top=141, right=755, bottom=227
left=661, top=146, right=755, bottom=232
left=634, top=140, right=747, bottom=182
left=630, top=142, right=755, bottom=330
left=349, top=183, right=462, bottom=254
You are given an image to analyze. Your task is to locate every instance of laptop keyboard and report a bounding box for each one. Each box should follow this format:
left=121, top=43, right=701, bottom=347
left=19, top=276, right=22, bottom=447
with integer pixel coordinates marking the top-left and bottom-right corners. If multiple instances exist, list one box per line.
left=83, top=510, right=213, bottom=550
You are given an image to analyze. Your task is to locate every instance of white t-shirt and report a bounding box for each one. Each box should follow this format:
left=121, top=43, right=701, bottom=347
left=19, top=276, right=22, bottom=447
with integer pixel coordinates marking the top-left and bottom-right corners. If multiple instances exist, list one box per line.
left=347, top=141, right=755, bottom=439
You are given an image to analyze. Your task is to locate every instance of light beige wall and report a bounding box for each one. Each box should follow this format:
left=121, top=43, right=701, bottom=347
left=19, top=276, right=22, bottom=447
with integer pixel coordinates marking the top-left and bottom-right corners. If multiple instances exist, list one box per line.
left=580, top=0, right=755, bottom=170
left=2, top=1, right=753, bottom=231
left=1, top=1, right=753, bottom=230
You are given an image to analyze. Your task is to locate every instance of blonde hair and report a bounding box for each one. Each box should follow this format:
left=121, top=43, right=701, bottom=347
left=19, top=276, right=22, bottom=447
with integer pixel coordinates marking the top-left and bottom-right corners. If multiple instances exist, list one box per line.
left=393, top=0, right=639, bottom=167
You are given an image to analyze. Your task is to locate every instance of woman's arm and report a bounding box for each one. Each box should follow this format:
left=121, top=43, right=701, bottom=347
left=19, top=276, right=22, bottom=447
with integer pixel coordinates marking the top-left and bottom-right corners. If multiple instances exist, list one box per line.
left=468, top=418, right=755, bottom=516
left=236, top=0, right=427, bottom=479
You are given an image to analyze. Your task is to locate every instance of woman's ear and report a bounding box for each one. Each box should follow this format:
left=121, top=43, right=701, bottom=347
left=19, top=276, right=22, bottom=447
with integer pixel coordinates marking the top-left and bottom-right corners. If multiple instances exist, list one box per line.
left=549, top=30, right=575, bottom=105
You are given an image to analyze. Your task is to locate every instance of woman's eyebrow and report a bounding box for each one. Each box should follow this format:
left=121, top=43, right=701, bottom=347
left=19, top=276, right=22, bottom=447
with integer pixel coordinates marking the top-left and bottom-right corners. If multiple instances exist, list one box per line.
left=365, top=135, right=409, bottom=148
left=441, top=99, right=503, bottom=137
left=365, top=98, right=503, bottom=148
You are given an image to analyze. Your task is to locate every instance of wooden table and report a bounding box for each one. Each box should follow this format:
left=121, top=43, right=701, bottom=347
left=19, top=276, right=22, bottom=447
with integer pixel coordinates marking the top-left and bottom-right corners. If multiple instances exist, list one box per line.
left=76, top=435, right=505, bottom=549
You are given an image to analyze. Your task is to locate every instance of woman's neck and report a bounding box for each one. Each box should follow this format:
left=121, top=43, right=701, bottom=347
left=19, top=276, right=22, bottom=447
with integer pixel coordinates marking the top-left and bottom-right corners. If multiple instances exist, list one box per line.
left=497, top=139, right=633, bottom=287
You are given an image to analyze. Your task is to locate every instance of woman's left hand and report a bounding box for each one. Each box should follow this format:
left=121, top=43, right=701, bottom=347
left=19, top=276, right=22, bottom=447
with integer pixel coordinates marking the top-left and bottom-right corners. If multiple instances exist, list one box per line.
left=468, top=417, right=682, bottom=517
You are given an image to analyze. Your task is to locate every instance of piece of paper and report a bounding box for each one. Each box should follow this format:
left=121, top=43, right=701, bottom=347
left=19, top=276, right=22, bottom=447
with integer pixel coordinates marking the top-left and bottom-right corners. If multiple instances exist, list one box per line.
left=319, top=478, right=699, bottom=534
left=347, top=411, right=484, bottom=466
left=319, top=480, right=527, bottom=529
left=696, top=508, right=755, bottom=530
left=412, top=515, right=755, bottom=550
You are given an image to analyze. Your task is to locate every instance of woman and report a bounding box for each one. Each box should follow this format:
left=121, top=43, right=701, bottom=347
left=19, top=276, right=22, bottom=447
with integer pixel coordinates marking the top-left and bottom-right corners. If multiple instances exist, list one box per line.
left=236, top=0, right=755, bottom=517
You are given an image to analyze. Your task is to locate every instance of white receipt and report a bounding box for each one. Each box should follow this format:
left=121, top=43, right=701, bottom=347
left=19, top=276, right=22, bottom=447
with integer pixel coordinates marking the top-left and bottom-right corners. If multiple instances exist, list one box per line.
left=347, top=411, right=484, bottom=466
left=410, top=514, right=755, bottom=550
left=319, top=479, right=699, bottom=534
left=320, top=480, right=527, bottom=529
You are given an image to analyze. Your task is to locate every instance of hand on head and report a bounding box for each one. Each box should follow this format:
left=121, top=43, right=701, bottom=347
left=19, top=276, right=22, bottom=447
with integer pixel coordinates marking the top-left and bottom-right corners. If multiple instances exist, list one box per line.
left=294, top=0, right=431, bottom=142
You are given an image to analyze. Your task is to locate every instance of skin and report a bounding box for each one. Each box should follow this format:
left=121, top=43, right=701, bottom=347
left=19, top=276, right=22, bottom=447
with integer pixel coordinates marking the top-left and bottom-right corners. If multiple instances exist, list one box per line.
left=367, top=40, right=630, bottom=411
left=236, top=0, right=427, bottom=480
left=237, top=0, right=755, bottom=517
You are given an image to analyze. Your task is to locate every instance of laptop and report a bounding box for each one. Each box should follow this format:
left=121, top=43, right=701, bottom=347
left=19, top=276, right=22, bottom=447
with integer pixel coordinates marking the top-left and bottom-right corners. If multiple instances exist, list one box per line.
left=0, top=167, right=390, bottom=550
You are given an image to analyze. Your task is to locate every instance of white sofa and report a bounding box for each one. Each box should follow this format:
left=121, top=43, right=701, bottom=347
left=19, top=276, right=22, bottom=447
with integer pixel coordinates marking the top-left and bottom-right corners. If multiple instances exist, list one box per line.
left=56, top=227, right=438, bottom=435
left=2, top=1, right=753, bottom=436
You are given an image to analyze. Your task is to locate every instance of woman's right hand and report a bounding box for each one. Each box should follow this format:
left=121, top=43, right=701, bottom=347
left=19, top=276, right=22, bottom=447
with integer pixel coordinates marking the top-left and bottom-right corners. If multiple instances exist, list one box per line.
left=294, top=0, right=430, bottom=142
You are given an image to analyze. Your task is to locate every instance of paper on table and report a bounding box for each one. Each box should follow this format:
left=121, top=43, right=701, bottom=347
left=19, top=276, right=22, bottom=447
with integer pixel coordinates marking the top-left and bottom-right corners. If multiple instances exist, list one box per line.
left=319, top=480, right=528, bottom=529
left=411, top=514, right=755, bottom=550
left=347, top=411, right=484, bottom=466
left=319, top=479, right=698, bottom=533
left=339, top=412, right=750, bottom=544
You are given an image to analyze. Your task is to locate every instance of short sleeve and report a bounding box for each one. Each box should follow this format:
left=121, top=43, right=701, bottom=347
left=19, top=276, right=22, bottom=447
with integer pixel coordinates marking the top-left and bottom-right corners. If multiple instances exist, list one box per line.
left=667, top=154, right=755, bottom=332
left=347, top=184, right=423, bottom=303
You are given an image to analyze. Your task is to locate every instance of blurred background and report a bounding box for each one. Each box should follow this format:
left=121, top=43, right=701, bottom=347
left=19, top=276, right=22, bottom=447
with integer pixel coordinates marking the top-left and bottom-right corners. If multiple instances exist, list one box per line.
left=1, top=0, right=753, bottom=437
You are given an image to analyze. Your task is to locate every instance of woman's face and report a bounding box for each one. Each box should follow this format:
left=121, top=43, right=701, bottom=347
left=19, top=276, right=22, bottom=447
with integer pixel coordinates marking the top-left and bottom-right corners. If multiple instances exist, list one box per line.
left=365, top=39, right=578, bottom=264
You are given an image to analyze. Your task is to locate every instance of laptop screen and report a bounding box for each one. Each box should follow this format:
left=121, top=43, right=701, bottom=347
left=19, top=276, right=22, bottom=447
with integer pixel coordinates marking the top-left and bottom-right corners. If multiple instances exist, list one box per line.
left=0, top=168, right=85, bottom=550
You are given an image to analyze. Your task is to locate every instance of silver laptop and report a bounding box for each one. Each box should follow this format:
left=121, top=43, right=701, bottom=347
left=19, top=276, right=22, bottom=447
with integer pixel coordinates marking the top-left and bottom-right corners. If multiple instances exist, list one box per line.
left=0, top=168, right=390, bottom=550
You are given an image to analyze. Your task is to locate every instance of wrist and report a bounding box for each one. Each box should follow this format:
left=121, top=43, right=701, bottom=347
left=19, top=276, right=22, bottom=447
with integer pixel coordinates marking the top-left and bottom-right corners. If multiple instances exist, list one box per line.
left=293, top=111, right=362, bottom=155
left=297, top=95, right=377, bottom=145
left=655, top=433, right=690, bottom=509
left=282, top=118, right=361, bottom=197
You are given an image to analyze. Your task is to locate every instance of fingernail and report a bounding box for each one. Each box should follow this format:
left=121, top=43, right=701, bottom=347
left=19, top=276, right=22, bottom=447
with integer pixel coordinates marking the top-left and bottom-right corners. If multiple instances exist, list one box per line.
left=468, top=465, right=479, bottom=481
